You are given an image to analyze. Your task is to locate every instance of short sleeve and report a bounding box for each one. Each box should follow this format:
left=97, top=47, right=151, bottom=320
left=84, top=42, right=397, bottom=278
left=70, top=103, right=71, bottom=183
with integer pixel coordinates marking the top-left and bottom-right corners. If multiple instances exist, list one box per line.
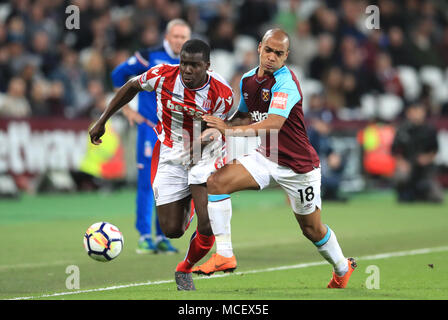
left=138, top=64, right=165, bottom=92
left=226, top=94, right=239, bottom=120
left=267, top=76, right=301, bottom=118
left=211, top=91, right=236, bottom=120
left=238, top=79, right=248, bottom=112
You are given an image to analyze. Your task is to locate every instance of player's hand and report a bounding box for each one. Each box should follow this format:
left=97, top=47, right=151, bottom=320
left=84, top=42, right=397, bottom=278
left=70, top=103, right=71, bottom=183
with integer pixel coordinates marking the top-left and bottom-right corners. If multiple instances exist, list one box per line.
left=89, top=120, right=106, bottom=145
left=202, top=115, right=229, bottom=135
left=122, top=106, right=155, bottom=127
left=180, top=128, right=221, bottom=167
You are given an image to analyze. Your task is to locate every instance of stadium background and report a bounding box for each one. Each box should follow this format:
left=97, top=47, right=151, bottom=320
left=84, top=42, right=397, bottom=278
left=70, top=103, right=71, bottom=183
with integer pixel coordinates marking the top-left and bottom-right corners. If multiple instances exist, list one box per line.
left=0, top=0, right=448, bottom=301
left=1, top=0, right=448, bottom=195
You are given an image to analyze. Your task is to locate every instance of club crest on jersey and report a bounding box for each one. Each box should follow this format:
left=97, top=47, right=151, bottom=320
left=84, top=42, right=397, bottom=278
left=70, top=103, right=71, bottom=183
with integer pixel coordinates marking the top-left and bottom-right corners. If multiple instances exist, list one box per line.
left=261, top=88, right=270, bottom=102
left=201, top=99, right=212, bottom=111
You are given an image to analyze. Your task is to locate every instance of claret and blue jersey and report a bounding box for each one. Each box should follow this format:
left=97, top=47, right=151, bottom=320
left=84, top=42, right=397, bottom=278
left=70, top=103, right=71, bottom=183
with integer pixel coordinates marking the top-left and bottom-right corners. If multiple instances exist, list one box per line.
left=238, top=65, right=320, bottom=174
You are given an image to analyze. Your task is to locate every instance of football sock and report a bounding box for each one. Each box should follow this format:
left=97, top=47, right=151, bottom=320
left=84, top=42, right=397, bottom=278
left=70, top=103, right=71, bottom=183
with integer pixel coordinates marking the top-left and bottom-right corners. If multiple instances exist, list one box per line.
left=176, top=229, right=215, bottom=273
left=208, top=194, right=234, bottom=258
left=314, top=225, right=349, bottom=276
left=139, top=234, right=152, bottom=242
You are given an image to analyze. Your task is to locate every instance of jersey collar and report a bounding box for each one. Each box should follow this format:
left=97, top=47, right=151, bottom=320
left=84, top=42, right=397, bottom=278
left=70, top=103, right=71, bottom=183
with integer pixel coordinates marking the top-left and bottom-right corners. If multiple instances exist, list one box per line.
left=256, top=65, right=287, bottom=80
left=273, top=65, right=287, bottom=76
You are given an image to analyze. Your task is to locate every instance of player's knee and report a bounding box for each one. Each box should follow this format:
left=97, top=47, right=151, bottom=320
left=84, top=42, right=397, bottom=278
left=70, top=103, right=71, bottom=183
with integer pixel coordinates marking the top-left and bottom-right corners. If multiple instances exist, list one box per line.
left=206, top=174, right=225, bottom=194
left=163, top=227, right=185, bottom=239
left=160, top=222, right=185, bottom=239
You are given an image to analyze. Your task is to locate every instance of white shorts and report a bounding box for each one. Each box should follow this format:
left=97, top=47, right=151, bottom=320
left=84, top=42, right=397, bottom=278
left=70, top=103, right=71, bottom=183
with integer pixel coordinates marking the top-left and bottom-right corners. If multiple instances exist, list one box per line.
left=151, top=141, right=224, bottom=206
left=238, top=151, right=322, bottom=215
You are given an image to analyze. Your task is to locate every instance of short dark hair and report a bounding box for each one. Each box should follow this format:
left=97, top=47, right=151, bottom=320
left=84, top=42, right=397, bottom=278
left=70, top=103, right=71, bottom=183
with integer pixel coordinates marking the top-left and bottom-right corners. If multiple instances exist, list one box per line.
left=180, top=39, right=210, bottom=62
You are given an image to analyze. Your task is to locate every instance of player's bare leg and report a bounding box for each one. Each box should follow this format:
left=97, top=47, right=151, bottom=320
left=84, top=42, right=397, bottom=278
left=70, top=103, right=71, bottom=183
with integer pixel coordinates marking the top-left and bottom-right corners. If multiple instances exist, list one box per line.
left=207, top=161, right=260, bottom=195
left=294, top=207, right=327, bottom=242
left=175, top=184, right=215, bottom=289
left=156, top=196, right=192, bottom=239
left=295, top=208, right=357, bottom=288
left=157, top=196, right=203, bottom=291
left=193, top=161, right=259, bottom=275
left=189, top=183, right=213, bottom=236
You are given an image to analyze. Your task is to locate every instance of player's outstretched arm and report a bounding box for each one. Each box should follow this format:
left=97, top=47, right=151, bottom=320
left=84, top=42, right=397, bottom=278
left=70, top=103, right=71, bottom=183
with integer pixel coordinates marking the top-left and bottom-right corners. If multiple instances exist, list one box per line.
left=89, top=77, right=143, bottom=145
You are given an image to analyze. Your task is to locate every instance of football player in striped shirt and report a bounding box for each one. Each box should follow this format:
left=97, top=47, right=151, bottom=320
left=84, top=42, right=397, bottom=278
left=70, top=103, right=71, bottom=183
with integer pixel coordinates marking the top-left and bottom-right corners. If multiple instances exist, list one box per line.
left=111, top=19, right=191, bottom=255
left=89, top=39, right=237, bottom=291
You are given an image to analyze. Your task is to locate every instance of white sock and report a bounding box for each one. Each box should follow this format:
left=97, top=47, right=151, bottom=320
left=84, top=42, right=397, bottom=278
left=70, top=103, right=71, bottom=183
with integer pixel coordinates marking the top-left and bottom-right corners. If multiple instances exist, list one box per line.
left=208, top=194, right=234, bottom=258
left=315, top=226, right=348, bottom=276
left=140, top=234, right=152, bottom=242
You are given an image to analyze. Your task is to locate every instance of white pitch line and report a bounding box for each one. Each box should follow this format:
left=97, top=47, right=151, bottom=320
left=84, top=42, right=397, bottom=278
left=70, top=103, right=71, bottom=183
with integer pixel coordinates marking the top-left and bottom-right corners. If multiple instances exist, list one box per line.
left=7, top=245, right=448, bottom=300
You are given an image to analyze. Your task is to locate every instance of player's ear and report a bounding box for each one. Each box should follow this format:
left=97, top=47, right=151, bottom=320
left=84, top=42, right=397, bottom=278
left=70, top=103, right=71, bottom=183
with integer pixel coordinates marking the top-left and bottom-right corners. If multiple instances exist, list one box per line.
left=205, top=61, right=210, bottom=70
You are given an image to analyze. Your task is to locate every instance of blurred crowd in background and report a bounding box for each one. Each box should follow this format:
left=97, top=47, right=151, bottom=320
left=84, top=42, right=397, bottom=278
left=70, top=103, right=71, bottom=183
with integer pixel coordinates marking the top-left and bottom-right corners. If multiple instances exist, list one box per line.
left=1, top=0, right=447, bottom=202
left=1, top=0, right=448, bottom=120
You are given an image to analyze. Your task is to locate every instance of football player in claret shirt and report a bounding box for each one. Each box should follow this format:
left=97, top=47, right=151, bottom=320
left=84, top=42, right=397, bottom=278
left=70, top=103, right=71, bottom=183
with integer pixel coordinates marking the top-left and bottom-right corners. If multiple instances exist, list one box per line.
left=111, top=19, right=191, bottom=254
left=89, top=39, right=237, bottom=291
left=195, top=29, right=357, bottom=289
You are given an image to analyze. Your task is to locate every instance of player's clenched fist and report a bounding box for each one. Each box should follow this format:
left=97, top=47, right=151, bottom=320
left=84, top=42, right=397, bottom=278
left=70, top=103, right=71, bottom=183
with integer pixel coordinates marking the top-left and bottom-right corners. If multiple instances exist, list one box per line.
left=89, top=120, right=106, bottom=145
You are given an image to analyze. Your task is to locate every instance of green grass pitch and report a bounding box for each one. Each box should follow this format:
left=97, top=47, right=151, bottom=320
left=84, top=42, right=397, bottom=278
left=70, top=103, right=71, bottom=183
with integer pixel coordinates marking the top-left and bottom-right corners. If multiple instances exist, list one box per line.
left=0, top=188, right=447, bottom=300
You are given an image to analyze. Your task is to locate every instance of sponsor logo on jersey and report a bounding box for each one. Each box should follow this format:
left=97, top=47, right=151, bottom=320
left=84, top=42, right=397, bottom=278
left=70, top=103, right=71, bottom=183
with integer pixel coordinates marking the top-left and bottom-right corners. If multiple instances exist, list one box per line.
left=250, top=110, right=268, bottom=122
left=166, top=100, right=205, bottom=119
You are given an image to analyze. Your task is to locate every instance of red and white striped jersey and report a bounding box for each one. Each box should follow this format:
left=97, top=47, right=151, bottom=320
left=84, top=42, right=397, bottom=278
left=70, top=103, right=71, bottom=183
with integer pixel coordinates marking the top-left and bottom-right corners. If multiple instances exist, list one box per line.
left=138, top=63, right=236, bottom=149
